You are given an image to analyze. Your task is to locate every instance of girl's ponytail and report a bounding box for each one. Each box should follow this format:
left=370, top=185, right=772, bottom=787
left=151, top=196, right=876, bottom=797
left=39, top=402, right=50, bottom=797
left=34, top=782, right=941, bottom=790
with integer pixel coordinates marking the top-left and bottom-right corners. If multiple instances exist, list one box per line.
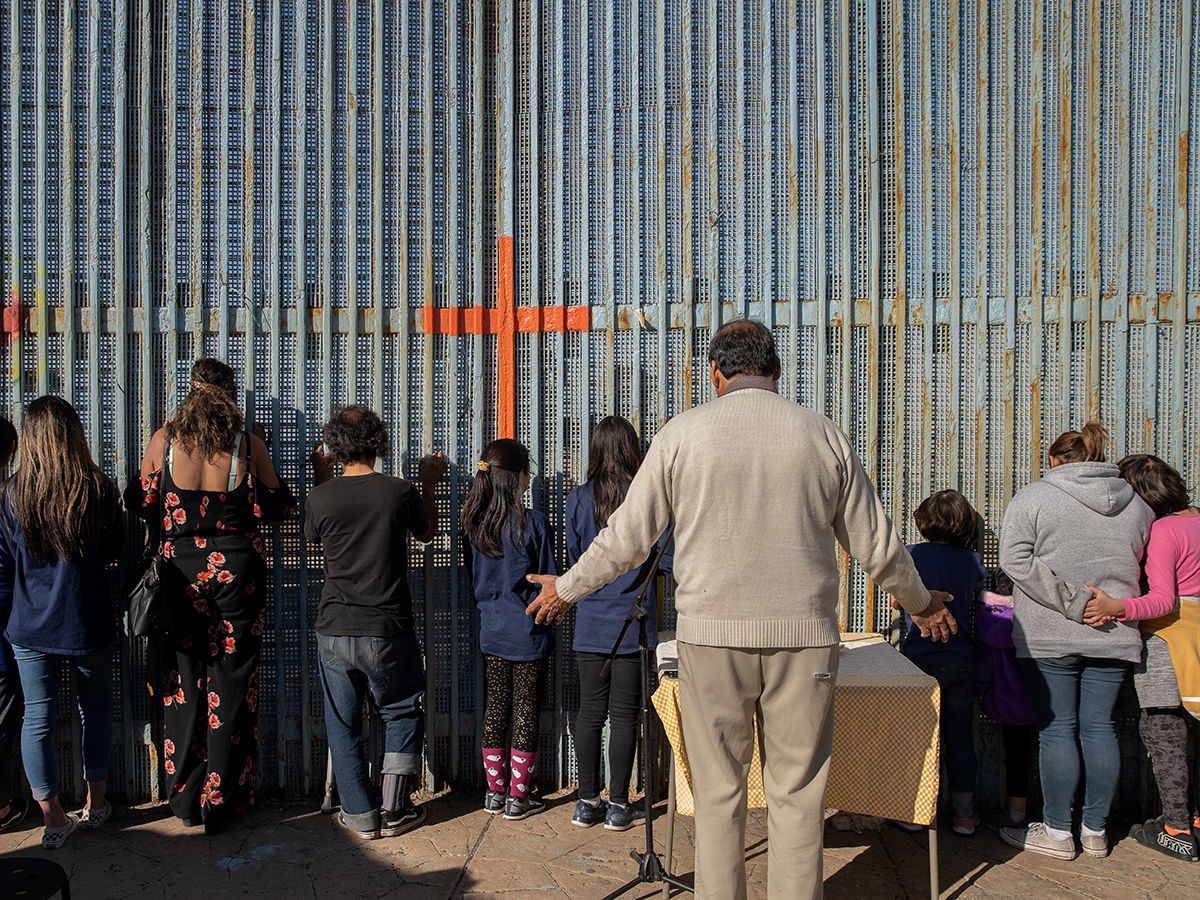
left=1048, top=421, right=1109, bottom=464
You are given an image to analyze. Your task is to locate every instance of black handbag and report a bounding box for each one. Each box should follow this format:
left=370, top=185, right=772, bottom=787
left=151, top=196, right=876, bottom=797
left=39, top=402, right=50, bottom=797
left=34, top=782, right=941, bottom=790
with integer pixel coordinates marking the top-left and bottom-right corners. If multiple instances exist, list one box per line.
left=124, top=440, right=186, bottom=637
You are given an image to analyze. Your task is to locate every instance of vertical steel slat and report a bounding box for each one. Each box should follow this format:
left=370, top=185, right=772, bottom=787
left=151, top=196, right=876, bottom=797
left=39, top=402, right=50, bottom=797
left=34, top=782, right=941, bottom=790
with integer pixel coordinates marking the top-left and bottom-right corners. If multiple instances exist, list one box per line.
left=1171, top=0, right=1193, bottom=466
left=529, top=0, right=541, bottom=497
left=632, top=0, right=643, bottom=428
left=7, top=0, right=19, bottom=420
left=580, top=0, right=591, bottom=460
left=734, top=0, right=745, bottom=316
left=190, top=0, right=203, bottom=345
left=295, top=0, right=311, bottom=793
left=420, top=0, right=434, bottom=778
left=372, top=0, right=383, bottom=419
left=218, top=0, right=230, bottom=352
left=948, top=0, right=962, bottom=488
left=605, top=0, right=616, bottom=416
left=113, top=0, right=135, bottom=801
left=1085, top=0, right=1101, bottom=420
left=1029, top=0, right=1044, bottom=479
left=837, top=0, right=850, bottom=626
left=814, top=0, right=827, bottom=414
left=1113, top=0, right=1131, bottom=459
left=974, top=0, right=988, bottom=518
left=269, top=0, right=284, bottom=791
left=921, top=0, right=935, bottom=500
left=241, top=0, right=255, bottom=414
left=787, top=0, right=800, bottom=402
left=473, top=0, right=484, bottom=458
left=444, top=0, right=460, bottom=777
left=761, top=0, right=772, bottom=331
left=398, top=0, right=410, bottom=464
left=1142, top=0, right=1160, bottom=448
left=891, top=0, right=906, bottom=525
left=320, top=0, right=331, bottom=415
left=347, top=0, right=359, bottom=400
left=61, top=0, right=75, bottom=402
left=1057, top=0, right=1072, bottom=432
left=656, top=0, right=667, bottom=427
left=138, top=0, right=151, bottom=440
left=706, top=0, right=719, bottom=333
left=550, top=0, right=565, bottom=778
left=1001, top=0, right=1015, bottom=506
left=86, top=0, right=99, bottom=449
left=34, top=0, right=45, bottom=397
left=165, top=0, right=178, bottom=405
left=683, top=0, right=694, bottom=408
left=865, top=0, right=882, bottom=632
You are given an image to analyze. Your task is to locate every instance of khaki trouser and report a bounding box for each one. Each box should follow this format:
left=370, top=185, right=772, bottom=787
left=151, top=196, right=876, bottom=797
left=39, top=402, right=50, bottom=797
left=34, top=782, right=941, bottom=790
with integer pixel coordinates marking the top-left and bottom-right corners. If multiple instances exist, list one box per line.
left=677, top=642, right=839, bottom=900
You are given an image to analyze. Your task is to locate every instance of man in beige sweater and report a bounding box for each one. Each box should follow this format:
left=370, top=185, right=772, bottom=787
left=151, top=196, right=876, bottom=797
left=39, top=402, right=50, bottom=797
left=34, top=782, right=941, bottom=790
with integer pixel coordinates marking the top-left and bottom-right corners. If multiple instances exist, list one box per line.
left=528, top=320, right=954, bottom=900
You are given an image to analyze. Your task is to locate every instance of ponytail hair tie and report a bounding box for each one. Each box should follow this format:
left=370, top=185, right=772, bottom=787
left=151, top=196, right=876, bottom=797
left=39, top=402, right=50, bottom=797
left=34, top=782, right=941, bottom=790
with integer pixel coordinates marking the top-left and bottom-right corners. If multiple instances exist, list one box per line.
left=477, top=461, right=490, bottom=472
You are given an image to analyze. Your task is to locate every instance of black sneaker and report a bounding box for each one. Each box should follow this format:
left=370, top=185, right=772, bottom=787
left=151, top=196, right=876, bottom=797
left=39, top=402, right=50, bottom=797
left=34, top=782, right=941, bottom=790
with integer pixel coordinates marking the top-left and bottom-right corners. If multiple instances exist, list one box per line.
left=0, top=797, right=29, bottom=832
left=381, top=804, right=427, bottom=837
left=1129, top=817, right=1199, bottom=862
left=483, top=791, right=506, bottom=815
left=503, top=795, right=545, bottom=821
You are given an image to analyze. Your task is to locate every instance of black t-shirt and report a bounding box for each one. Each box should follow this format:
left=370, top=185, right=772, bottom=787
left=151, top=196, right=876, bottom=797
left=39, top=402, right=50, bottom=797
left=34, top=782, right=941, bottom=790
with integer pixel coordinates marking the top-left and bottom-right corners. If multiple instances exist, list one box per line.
left=304, top=472, right=428, bottom=637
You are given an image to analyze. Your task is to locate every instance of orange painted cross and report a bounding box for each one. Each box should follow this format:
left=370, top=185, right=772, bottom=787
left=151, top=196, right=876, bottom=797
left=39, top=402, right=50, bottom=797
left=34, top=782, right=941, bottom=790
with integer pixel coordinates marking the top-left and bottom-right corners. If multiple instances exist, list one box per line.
left=420, top=236, right=590, bottom=439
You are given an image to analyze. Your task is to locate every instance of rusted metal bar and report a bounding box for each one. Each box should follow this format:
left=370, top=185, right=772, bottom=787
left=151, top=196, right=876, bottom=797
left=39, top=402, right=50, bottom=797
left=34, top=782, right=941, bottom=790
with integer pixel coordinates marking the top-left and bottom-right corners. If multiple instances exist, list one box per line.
left=814, top=0, right=826, bottom=416
left=1171, top=0, right=1193, bottom=466
left=580, top=0, right=591, bottom=456
left=422, top=0, right=433, bottom=451
left=1057, top=0, right=1072, bottom=433
left=837, top=0, right=851, bottom=627
left=62, top=0, right=76, bottom=403
left=86, top=0, right=99, bottom=448
left=139, top=0, right=152, bottom=448
left=268, top=0, right=284, bottom=790
left=7, top=0, right=20, bottom=420
left=241, top=0, right=255, bottom=416
left=948, top=0, right=962, bottom=488
left=632, top=0, right=643, bottom=426
left=706, top=0, right=719, bottom=334
left=321, top=0, right=332, bottom=413
left=787, top=0, right=800, bottom=402
left=372, top=0, right=383, bottom=419
left=866, top=0, right=882, bottom=634
left=1085, top=0, right=1101, bottom=421
left=734, top=0, right=746, bottom=318
left=218, top=0, right=231, bottom=353
left=190, top=0, right=203, bottom=347
left=295, top=0, right=311, bottom=793
left=1029, top=0, right=1044, bottom=479
left=656, top=0, right=667, bottom=427
left=444, top=0, right=460, bottom=778
left=1113, top=0, right=1131, bottom=458
left=347, top=0, right=360, bottom=401
left=1143, top=0, right=1161, bottom=449
left=34, top=0, right=45, bottom=397
left=921, top=0, right=935, bottom=501
left=682, top=0, right=694, bottom=408
left=1002, top=0, right=1016, bottom=507
left=974, top=0, right=989, bottom=521
left=605, top=0, right=616, bottom=416
left=761, top=0, right=772, bottom=332
left=892, top=0, right=907, bottom=527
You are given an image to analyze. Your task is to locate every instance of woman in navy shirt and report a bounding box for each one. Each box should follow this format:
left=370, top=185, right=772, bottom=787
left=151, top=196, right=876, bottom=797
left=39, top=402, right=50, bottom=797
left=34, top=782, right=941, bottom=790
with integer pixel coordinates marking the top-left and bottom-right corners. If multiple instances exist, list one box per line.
left=0, top=397, right=123, bottom=849
left=566, top=417, right=672, bottom=832
left=461, top=439, right=557, bottom=821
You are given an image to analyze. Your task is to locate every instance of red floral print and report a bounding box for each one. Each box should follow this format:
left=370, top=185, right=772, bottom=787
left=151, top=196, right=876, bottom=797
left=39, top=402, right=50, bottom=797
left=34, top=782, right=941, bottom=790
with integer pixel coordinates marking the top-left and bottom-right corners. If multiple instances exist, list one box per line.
left=172, top=508, right=187, bottom=525
left=165, top=760, right=176, bottom=775
left=165, top=492, right=180, bottom=508
left=162, top=515, right=173, bottom=532
left=164, top=739, right=176, bottom=756
left=207, top=551, right=226, bottom=567
left=200, top=496, right=210, bottom=517
left=221, top=620, right=235, bottom=635
left=223, top=636, right=237, bottom=654
left=217, top=570, right=235, bottom=584
left=193, top=536, right=207, bottom=549
left=208, top=713, right=223, bottom=730
left=207, top=691, right=221, bottom=710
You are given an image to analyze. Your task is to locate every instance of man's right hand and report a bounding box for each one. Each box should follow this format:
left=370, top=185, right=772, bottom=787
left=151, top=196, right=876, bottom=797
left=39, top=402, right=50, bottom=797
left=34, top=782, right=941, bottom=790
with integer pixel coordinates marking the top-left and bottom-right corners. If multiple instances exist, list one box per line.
left=909, top=590, right=958, bottom=643
left=310, top=443, right=335, bottom=485
left=419, top=451, right=448, bottom=487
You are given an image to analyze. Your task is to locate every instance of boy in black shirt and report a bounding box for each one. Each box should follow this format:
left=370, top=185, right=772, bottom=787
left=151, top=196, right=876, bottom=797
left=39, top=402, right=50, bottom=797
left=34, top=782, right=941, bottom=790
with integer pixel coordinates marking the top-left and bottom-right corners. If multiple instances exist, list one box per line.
left=305, top=406, right=446, bottom=839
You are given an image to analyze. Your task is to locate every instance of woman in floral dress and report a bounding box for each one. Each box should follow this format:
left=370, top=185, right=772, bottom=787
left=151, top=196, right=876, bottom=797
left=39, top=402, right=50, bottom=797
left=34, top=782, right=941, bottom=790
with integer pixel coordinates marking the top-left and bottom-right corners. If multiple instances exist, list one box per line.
left=136, top=359, right=296, bottom=833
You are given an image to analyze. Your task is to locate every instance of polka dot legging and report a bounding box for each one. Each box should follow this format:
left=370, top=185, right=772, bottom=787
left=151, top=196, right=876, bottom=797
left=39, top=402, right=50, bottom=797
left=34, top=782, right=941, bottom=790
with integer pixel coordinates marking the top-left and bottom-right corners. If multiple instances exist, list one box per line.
left=481, top=654, right=545, bottom=753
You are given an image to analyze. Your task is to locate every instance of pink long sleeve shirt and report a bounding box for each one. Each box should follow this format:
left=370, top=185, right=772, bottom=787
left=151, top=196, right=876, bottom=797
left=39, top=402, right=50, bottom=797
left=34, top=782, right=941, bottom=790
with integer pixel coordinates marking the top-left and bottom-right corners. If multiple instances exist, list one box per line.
left=1119, top=513, right=1200, bottom=621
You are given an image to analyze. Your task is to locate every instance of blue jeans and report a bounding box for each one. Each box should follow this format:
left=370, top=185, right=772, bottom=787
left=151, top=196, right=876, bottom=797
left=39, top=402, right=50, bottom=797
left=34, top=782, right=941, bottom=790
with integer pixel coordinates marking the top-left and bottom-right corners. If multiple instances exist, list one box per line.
left=317, top=631, right=425, bottom=830
left=915, top=660, right=977, bottom=818
left=11, top=644, right=111, bottom=802
left=1021, top=656, right=1128, bottom=832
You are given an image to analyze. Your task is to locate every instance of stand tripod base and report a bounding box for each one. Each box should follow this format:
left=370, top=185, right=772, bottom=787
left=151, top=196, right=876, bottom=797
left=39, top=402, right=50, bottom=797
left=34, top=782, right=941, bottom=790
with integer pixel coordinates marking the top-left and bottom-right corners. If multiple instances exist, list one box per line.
left=598, top=850, right=694, bottom=900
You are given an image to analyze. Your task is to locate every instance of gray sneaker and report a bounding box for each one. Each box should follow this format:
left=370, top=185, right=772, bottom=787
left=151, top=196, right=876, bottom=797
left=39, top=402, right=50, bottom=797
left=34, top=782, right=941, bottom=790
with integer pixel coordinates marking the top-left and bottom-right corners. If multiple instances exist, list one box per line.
left=999, top=822, right=1077, bottom=860
left=1081, top=830, right=1109, bottom=858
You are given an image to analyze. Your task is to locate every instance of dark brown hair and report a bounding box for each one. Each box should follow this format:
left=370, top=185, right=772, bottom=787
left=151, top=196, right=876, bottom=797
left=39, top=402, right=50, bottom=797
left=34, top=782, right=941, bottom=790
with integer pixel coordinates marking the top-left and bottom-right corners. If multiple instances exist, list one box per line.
left=1048, top=421, right=1108, bottom=464
left=586, top=416, right=642, bottom=528
left=1118, top=454, right=1191, bottom=518
left=165, top=358, right=244, bottom=461
left=460, top=439, right=530, bottom=558
left=913, top=489, right=978, bottom=550
left=0, top=415, right=16, bottom=470
left=7, top=396, right=115, bottom=563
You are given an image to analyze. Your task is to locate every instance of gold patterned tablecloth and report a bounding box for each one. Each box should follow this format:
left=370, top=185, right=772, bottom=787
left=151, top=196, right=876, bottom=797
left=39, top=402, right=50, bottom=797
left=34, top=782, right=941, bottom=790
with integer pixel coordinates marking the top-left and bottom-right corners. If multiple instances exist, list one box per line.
left=650, top=634, right=942, bottom=826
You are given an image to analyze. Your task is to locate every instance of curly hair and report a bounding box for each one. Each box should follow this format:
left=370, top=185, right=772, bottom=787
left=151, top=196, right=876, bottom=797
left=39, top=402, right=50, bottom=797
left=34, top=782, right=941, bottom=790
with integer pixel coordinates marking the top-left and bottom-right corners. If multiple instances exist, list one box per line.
left=322, top=405, right=391, bottom=465
left=165, top=358, right=244, bottom=461
left=913, top=489, right=978, bottom=550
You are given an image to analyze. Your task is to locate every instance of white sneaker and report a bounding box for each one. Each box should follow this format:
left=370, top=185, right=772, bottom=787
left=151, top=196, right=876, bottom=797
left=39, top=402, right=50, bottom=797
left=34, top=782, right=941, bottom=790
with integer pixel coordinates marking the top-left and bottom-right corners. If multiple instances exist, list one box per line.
left=999, top=821, right=1077, bottom=860
left=42, top=812, right=81, bottom=849
left=79, top=799, right=113, bottom=830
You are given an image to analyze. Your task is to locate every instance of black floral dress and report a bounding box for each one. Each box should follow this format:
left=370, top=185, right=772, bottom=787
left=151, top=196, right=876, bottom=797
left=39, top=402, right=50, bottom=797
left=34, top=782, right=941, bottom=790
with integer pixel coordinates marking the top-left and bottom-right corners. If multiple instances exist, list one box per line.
left=138, top=434, right=296, bottom=824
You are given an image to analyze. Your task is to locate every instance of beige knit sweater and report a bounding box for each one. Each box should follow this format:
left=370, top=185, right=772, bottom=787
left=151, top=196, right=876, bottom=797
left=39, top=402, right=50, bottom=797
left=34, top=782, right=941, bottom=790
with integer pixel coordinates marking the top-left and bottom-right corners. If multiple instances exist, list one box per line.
left=556, top=381, right=932, bottom=648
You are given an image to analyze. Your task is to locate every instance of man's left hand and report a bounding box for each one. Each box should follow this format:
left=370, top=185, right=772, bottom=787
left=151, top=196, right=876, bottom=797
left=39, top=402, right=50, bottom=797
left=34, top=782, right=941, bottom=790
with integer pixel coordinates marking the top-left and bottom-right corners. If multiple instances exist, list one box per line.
left=909, top=590, right=958, bottom=643
left=526, top=574, right=569, bottom=625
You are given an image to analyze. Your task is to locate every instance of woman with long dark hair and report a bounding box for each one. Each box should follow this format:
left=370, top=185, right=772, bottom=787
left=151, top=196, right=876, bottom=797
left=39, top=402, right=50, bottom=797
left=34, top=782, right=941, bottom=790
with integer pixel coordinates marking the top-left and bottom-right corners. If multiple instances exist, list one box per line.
left=0, top=397, right=123, bottom=848
left=136, top=359, right=296, bottom=833
left=566, top=417, right=671, bottom=831
left=0, top=415, right=25, bottom=834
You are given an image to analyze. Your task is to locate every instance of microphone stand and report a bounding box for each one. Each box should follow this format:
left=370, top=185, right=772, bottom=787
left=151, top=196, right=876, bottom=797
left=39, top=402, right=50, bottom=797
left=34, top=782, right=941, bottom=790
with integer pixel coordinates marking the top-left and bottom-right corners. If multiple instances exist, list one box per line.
left=599, top=527, right=693, bottom=898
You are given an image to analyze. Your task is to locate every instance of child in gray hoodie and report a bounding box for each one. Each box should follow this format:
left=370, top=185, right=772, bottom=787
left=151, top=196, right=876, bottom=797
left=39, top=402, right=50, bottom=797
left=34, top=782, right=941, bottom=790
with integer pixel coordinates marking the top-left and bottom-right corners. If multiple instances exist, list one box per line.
left=997, top=423, right=1154, bottom=862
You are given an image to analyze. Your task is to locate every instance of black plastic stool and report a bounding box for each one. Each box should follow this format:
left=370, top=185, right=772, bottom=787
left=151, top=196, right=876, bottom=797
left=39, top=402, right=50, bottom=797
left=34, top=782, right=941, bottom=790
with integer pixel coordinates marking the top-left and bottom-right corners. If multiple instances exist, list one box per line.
left=0, top=856, right=71, bottom=899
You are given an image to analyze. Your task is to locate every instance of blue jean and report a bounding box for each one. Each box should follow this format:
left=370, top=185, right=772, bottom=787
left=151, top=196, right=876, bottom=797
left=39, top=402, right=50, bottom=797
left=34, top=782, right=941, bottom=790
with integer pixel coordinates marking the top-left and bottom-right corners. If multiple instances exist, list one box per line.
left=317, top=631, right=425, bottom=830
left=1021, top=656, right=1128, bottom=832
left=11, top=644, right=111, bottom=802
left=915, top=660, right=977, bottom=818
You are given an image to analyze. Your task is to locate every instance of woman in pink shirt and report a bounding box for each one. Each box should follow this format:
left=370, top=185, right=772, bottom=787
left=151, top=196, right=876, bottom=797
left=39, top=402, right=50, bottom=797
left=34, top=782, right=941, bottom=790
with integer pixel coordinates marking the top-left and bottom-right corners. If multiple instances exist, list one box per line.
left=1085, top=454, right=1200, bottom=862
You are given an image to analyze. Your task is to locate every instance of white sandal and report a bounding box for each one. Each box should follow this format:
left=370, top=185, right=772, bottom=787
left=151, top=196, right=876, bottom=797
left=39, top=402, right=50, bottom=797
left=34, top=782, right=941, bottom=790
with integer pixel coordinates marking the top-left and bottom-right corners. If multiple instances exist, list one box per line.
left=80, top=799, right=113, bottom=830
left=42, top=812, right=81, bottom=849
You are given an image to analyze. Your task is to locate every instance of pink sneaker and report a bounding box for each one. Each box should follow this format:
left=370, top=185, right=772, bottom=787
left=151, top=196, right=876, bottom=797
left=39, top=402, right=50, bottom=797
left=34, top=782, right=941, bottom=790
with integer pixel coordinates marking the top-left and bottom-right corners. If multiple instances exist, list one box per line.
left=952, top=815, right=980, bottom=836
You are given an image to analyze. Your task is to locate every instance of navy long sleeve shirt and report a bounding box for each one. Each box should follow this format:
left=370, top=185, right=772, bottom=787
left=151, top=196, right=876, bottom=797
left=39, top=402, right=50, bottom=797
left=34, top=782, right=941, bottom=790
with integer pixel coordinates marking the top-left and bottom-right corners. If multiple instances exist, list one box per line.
left=0, top=483, right=124, bottom=665
left=466, top=508, right=558, bottom=661
left=566, top=482, right=673, bottom=655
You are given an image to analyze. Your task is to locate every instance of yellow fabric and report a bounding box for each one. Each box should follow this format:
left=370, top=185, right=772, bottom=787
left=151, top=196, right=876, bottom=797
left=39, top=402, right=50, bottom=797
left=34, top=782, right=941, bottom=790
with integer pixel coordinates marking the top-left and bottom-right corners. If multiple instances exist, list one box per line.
left=651, top=634, right=941, bottom=826
left=1142, top=596, right=1200, bottom=720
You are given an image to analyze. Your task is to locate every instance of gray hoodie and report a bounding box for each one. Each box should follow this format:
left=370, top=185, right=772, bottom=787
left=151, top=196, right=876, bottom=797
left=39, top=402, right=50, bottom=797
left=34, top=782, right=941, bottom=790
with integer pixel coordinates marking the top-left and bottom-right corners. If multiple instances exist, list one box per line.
left=999, top=461, right=1154, bottom=662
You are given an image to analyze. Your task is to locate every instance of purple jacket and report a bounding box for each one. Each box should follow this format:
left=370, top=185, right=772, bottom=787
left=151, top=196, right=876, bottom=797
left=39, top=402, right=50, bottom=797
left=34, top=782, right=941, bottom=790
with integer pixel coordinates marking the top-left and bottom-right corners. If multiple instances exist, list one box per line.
left=975, top=593, right=1035, bottom=726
